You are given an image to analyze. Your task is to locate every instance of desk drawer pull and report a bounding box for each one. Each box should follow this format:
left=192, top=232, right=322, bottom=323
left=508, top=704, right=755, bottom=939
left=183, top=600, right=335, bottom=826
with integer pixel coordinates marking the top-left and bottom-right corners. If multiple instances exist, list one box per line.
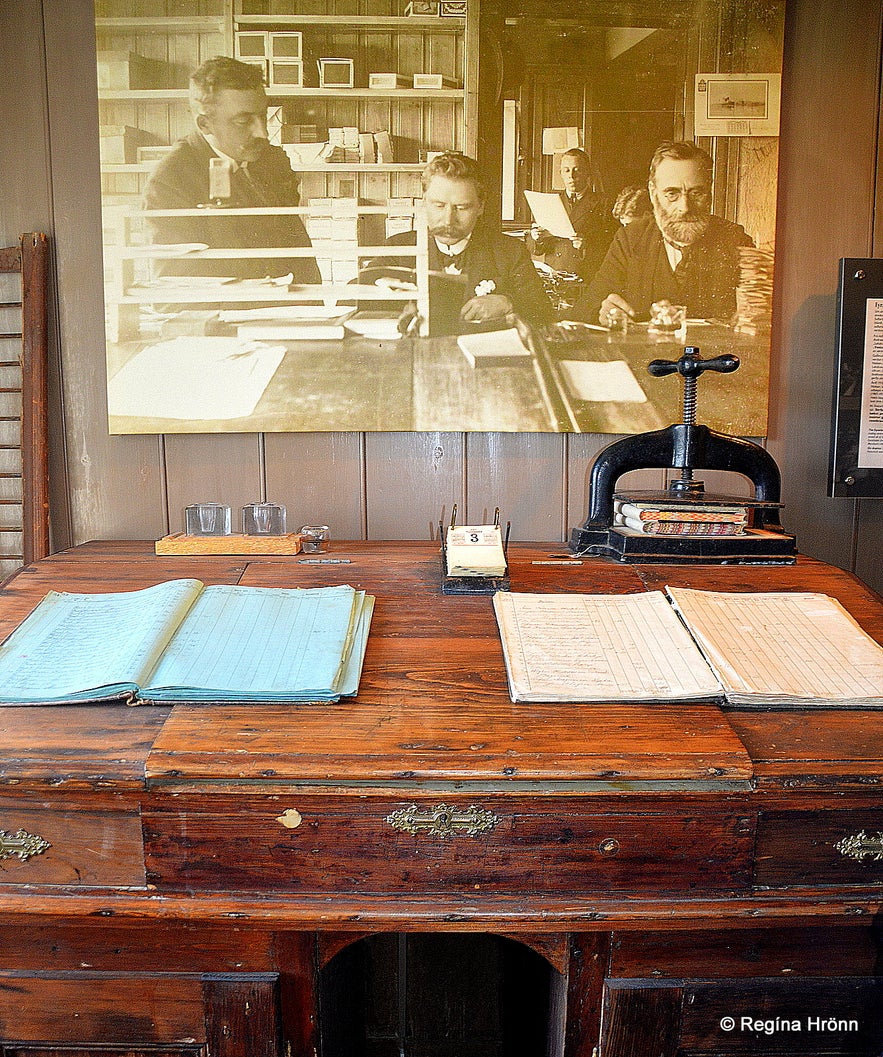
left=834, top=829, right=883, bottom=862
left=0, top=827, right=51, bottom=862
left=385, top=803, right=500, bottom=838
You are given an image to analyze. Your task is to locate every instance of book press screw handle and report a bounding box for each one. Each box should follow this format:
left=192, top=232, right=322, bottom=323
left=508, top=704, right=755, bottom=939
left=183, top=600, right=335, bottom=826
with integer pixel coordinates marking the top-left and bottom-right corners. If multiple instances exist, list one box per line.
left=647, top=346, right=740, bottom=495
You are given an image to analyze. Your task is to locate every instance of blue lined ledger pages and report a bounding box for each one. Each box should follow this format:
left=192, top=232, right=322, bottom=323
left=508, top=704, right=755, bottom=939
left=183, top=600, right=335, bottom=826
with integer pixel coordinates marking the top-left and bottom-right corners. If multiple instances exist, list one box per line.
left=0, top=579, right=203, bottom=703
left=143, top=583, right=369, bottom=701
left=0, top=580, right=374, bottom=705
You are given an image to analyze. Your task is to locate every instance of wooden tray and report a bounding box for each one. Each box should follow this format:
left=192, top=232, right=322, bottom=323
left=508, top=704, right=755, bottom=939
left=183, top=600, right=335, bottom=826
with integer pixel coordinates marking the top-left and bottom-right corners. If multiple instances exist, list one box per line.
left=155, top=533, right=302, bottom=555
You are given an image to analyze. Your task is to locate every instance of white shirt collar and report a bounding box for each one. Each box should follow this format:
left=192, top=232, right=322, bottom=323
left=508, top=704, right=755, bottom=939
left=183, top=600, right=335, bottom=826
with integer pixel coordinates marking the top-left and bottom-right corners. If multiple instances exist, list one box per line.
left=435, top=236, right=471, bottom=256
left=663, top=239, right=684, bottom=269
left=203, top=135, right=243, bottom=171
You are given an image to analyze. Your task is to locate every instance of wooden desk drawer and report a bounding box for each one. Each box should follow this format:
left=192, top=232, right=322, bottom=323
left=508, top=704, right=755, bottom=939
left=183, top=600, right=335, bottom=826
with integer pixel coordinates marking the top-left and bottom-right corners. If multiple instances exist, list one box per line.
left=755, top=810, right=883, bottom=887
left=143, top=795, right=753, bottom=896
left=0, top=798, right=145, bottom=887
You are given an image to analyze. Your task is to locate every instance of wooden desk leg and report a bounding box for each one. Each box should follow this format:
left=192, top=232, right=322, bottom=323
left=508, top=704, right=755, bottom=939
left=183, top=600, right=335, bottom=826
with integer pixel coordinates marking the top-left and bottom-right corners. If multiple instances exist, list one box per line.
left=556, top=933, right=611, bottom=1057
left=597, top=983, right=681, bottom=1057
left=277, top=932, right=321, bottom=1056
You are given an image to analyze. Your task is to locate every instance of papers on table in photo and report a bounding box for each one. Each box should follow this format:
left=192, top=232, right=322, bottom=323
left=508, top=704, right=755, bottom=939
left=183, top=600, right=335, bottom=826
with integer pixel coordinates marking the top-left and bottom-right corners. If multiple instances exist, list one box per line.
left=557, top=360, right=648, bottom=403
left=126, top=243, right=209, bottom=257
left=107, top=337, right=286, bottom=420
left=218, top=305, right=356, bottom=325
left=523, top=190, right=577, bottom=240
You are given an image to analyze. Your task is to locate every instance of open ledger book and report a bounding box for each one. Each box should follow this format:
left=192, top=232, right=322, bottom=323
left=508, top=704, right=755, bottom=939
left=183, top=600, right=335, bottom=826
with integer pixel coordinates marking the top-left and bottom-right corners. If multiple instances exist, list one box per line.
left=493, top=588, right=883, bottom=709
left=0, top=579, right=374, bottom=706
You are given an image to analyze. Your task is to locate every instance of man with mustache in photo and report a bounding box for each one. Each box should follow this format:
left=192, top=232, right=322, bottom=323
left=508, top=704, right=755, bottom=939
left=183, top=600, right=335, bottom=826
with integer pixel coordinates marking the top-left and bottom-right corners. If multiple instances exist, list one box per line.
left=376, top=151, right=555, bottom=333
left=144, top=56, right=320, bottom=283
left=574, top=140, right=754, bottom=324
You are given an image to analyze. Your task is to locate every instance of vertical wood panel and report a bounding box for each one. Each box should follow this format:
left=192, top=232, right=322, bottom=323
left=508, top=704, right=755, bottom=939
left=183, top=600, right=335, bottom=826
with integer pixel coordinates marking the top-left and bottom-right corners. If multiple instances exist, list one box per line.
left=465, top=432, right=565, bottom=541
left=364, top=432, right=463, bottom=539
left=855, top=500, right=882, bottom=592
left=767, top=0, right=882, bottom=582
left=0, top=0, right=73, bottom=552
left=163, top=434, right=263, bottom=536
left=44, top=0, right=167, bottom=544
left=265, top=431, right=365, bottom=540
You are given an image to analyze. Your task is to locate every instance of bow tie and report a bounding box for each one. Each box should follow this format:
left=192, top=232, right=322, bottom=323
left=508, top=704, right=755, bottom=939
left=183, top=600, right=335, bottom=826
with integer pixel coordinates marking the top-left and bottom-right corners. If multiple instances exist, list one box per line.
left=440, top=249, right=465, bottom=270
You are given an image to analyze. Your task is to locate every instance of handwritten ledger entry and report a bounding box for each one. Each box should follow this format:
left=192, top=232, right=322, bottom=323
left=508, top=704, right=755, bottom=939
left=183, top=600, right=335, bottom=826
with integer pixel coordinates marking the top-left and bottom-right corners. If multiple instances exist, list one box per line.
left=493, top=589, right=883, bottom=707
left=666, top=588, right=883, bottom=707
left=492, top=591, right=721, bottom=703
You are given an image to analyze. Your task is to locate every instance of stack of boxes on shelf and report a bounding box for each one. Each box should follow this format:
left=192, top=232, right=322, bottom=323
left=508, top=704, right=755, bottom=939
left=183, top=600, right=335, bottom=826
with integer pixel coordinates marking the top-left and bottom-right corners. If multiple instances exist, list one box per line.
left=405, top=0, right=468, bottom=14
left=96, top=51, right=169, bottom=166
left=386, top=199, right=418, bottom=238
left=306, top=198, right=363, bottom=285
left=235, top=30, right=304, bottom=89
left=233, top=19, right=462, bottom=91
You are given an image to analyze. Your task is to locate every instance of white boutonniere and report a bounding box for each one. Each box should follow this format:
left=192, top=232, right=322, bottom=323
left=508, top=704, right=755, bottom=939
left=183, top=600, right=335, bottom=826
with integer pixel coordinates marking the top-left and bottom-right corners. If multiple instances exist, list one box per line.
left=474, top=279, right=496, bottom=297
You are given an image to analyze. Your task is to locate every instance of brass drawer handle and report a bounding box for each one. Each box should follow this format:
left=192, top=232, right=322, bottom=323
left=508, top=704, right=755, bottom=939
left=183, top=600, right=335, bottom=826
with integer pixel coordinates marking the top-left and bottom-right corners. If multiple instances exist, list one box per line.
left=834, top=829, right=883, bottom=862
left=385, top=803, right=500, bottom=838
left=0, top=828, right=51, bottom=862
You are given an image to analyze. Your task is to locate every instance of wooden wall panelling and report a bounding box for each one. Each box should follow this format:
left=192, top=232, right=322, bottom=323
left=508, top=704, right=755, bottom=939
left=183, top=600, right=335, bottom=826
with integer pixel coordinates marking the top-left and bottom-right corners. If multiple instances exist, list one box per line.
left=767, top=1, right=882, bottom=588
left=565, top=433, right=667, bottom=538
left=465, top=432, right=565, bottom=541
left=0, top=0, right=52, bottom=242
left=0, top=0, right=71, bottom=553
left=163, top=434, right=264, bottom=538
left=855, top=499, right=883, bottom=590
left=264, top=431, right=365, bottom=541
left=44, top=0, right=167, bottom=545
left=364, top=432, right=463, bottom=539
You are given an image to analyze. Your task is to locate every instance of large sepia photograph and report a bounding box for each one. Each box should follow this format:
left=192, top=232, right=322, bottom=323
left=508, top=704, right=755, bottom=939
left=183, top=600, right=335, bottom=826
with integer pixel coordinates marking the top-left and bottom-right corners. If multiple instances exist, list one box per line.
left=96, top=0, right=785, bottom=436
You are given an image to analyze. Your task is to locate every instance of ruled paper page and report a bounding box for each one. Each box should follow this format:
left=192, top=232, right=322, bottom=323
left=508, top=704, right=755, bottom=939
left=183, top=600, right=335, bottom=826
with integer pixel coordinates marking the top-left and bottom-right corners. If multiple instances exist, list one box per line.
left=666, top=588, right=883, bottom=706
left=143, top=583, right=367, bottom=701
left=0, top=579, right=203, bottom=703
left=492, top=591, right=721, bottom=702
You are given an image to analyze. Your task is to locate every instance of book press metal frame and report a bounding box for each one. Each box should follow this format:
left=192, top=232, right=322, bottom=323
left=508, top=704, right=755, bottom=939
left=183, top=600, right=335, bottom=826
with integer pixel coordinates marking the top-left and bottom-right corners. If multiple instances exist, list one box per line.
left=569, top=346, right=797, bottom=563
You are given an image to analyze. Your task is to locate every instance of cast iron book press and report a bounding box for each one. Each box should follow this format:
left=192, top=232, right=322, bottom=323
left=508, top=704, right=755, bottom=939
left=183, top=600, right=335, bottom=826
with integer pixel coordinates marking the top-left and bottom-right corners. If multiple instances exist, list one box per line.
left=569, top=346, right=796, bottom=563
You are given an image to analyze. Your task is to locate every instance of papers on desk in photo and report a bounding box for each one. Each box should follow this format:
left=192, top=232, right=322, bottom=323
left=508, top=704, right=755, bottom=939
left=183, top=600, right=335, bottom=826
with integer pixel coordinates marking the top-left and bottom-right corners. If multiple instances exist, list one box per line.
left=557, top=360, right=648, bottom=402
left=107, top=337, right=285, bottom=420
left=457, top=327, right=532, bottom=367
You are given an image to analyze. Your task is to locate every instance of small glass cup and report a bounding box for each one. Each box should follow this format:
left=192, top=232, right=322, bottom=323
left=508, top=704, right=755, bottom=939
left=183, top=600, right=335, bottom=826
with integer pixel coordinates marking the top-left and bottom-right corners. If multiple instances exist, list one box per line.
left=242, top=503, right=287, bottom=536
left=649, top=301, right=687, bottom=340
left=185, top=503, right=232, bottom=536
left=299, top=525, right=330, bottom=553
left=602, top=304, right=630, bottom=337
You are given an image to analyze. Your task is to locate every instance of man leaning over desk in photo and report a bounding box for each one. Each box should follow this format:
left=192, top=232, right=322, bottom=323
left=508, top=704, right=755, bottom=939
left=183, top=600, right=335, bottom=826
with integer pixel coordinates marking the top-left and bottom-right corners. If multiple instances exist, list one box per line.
left=143, top=56, right=320, bottom=283
left=373, top=151, right=555, bottom=332
left=571, top=141, right=754, bottom=325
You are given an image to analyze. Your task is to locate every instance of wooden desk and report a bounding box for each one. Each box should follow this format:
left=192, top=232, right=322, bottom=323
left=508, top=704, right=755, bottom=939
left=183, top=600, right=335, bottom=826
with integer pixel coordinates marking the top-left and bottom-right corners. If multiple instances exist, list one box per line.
left=0, top=541, right=881, bottom=1055
left=107, top=323, right=768, bottom=435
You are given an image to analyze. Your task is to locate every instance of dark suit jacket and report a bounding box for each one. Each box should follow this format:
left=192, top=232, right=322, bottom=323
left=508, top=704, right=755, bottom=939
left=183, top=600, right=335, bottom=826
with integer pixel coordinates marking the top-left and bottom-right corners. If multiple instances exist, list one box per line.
left=144, top=132, right=320, bottom=282
left=382, top=226, right=555, bottom=330
left=527, top=191, right=618, bottom=279
left=576, top=213, right=754, bottom=322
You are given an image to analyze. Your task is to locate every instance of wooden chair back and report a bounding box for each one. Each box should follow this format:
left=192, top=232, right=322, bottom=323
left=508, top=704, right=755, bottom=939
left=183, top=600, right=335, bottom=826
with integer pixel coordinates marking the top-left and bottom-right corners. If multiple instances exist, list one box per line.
left=0, top=233, right=50, bottom=574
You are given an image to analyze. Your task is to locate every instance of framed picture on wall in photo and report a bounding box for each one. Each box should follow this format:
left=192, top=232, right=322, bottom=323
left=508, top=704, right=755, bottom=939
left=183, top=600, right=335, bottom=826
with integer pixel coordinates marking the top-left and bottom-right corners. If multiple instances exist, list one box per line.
left=694, top=73, right=782, bottom=137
